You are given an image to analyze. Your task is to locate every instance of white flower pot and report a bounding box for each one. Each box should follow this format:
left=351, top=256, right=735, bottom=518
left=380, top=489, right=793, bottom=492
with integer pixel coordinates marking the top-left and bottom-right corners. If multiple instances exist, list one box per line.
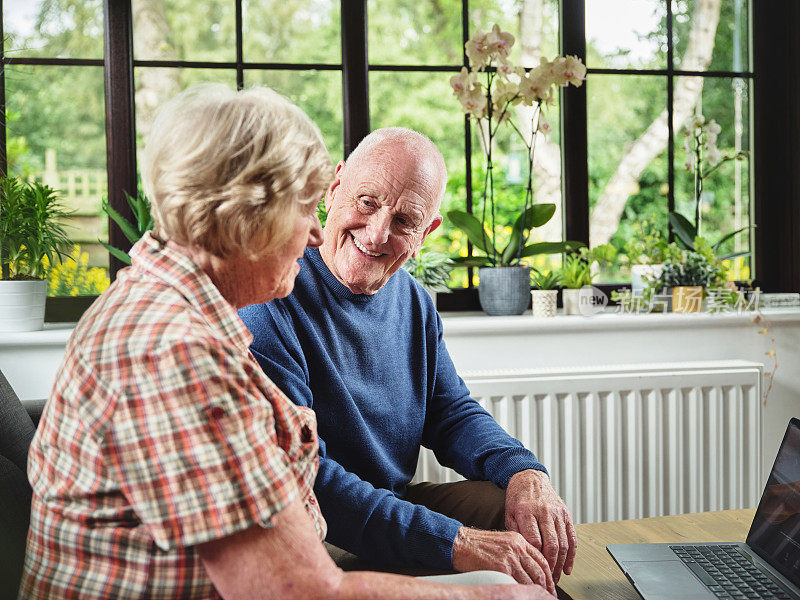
left=631, top=264, right=664, bottom=296
left=530, top=289, right=558, bottom=317
left=562, top=288, right=581, bottom=315
left=0, top=279, right=47, bottom=332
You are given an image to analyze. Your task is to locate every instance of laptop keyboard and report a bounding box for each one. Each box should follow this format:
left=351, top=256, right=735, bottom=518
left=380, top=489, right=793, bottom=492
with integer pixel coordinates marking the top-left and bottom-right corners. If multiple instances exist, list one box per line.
left=670, top=544, right=793, bottom=599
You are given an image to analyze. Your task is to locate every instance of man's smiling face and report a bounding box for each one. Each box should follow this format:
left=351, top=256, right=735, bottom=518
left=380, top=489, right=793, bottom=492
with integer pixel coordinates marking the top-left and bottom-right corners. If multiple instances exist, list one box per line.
left=319, top=140, right=444, bottom=295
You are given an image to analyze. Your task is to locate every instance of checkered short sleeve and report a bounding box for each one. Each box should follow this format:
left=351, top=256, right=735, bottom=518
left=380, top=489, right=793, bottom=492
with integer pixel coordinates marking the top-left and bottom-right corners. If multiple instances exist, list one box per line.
left=105, top=335, right=317, bottom=551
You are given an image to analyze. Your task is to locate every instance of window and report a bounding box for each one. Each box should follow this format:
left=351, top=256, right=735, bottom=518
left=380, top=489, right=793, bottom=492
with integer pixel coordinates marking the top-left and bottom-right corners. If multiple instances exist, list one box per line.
left=585, top=0, right=753, bottom=283
left=3, top=0, right=110, bottom=299
left=2, top=0, right=797, bottom=319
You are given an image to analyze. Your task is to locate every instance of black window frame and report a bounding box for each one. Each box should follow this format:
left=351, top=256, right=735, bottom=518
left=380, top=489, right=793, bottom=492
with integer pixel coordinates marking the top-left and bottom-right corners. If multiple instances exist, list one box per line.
left=1, top=0, right=797, bottom=321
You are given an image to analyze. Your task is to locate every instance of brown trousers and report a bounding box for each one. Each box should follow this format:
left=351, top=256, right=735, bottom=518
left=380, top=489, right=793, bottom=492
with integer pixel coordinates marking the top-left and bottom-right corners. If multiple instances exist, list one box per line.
left=324, top=480, right=506, bottom=574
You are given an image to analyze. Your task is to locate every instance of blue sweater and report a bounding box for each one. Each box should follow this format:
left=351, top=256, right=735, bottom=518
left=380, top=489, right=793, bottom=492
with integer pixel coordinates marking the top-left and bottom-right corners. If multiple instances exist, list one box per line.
left=238, top=248, right=545, bottom=569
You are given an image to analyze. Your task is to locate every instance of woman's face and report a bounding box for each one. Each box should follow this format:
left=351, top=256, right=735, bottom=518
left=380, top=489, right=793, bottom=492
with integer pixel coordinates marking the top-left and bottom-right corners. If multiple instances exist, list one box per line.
left=223, top=204, right=323, bottom=308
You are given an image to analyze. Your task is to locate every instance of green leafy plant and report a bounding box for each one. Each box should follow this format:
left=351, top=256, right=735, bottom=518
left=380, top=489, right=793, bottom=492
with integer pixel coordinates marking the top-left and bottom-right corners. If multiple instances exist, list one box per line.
left=668, top=211, right=752, bottom=261
left=660, top=251, right=718, bottom=288
left=560, top=244, right=617, bottom=289
left=0, top=176, right=71, bottom=280
left=100, top=191, right=154, bottom=265
left=447, top=203, right=583, bottom=267
left=624, top=219, right=670, bottom=266
left=530, top=269, right=561, bottom=290
left=404, top=248, right=455, bottom=293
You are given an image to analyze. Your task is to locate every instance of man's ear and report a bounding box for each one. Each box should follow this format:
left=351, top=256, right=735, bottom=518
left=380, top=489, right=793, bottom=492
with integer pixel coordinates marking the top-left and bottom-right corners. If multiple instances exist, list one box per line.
left=324, top=160, right=346, bottom=211
left=412, top=214, right=444, bottom=258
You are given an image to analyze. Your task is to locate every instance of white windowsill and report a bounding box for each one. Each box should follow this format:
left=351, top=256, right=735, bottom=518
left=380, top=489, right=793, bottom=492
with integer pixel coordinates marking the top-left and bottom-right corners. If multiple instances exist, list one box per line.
left=440, top=307, right=800, bottom=335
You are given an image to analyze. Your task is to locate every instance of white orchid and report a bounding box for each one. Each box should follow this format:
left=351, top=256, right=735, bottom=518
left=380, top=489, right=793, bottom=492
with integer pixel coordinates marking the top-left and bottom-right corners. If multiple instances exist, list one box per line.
left=465, top=30, right=491, bottom=70
left=449, top=23, right=586, bottom=264
left=459, top=87, right=487, bottom=117
left=537, top=113, right=552, bottom=135
left=450, top=67, right=477, bottom=95
left=485, top=23, right=515, bottom=58
left=560, top=55, right=587, bottom=86
left=683, top=113, right=749, bottom=235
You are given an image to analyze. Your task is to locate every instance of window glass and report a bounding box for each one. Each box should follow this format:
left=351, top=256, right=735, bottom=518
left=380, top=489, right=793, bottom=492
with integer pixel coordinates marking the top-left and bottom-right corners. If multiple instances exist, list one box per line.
left=132, top=0, right=236, bottom=62
left=368, top=0, right=461, bottom=65
left=243, top=0, right=340, bottom=64
left=6, top=65, right=110, bottom=294
left=673, top=76, right=751, bottom=281
left=587, top=74, right=668, bottom=282
left=672, top=0, right=750, bottom=73
left=244, top=70, right=343, bottom=161
left=585, top=0, right=665, bottom=70
left=3, top=0, right=104, bottom=59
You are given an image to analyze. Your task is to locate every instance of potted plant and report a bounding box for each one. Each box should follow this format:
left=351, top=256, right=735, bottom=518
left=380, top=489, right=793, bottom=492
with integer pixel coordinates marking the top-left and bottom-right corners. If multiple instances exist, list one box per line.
left=559, top=244, right=616, bottom=315
left=448, top=204, right=581, bottom=315
left=0, top=177, right=71, bottom=332
left=530, top=269, right=560, bottom=318
left=624, top=220, right=670, bottom=296
left=660, top=250, right=717, bottom=313
left=447, top=24, right=585, bottom=316
left=403, top=247, right=454, bottom=307
left=100, top=190, right=154, bottom=265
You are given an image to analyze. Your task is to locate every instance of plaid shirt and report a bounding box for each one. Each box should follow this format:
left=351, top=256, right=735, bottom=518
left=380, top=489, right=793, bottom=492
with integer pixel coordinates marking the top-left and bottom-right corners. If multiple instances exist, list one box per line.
left=19, top=233, right=325, bottom=599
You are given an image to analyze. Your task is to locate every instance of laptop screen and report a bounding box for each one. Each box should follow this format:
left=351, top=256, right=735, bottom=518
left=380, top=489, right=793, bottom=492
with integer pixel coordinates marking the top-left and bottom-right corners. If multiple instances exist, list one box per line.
left=747, top=417, right=800, bottom=588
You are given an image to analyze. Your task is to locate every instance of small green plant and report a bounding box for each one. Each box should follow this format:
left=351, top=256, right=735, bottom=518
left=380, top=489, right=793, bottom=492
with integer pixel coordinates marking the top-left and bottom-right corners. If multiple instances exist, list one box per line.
left=447, top=204, right=583, bottom=267
left=100, top=191, right=154, bottom=265
left=404, top=248, right=454, bottom=293
left=0, top=177, right=71, bottom=280
left=560, top=244, right=616, bottom=289
left=624, top=219, right=669, bottom=266
left=660, top=251, right=717, bottom=288
left=530, top=269, right=561, bottom=290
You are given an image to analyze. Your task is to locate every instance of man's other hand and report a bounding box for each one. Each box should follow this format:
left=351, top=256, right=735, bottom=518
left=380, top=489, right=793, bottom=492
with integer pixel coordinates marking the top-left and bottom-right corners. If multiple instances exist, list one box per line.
left=505, top=469, right=577, bottom=582
left=452, top=527, right=556, bottom=595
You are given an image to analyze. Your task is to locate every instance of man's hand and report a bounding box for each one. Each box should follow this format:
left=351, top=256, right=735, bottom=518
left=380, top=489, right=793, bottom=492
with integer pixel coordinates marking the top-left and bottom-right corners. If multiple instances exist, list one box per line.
left=452, top=526, right=556, bottom=596
left=505, top=469, right=577, bottom=583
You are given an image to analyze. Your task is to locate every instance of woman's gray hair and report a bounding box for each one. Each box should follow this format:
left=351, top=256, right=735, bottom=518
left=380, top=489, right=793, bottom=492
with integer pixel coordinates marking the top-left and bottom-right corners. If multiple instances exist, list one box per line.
left=141, top=83, right=332, bottom=258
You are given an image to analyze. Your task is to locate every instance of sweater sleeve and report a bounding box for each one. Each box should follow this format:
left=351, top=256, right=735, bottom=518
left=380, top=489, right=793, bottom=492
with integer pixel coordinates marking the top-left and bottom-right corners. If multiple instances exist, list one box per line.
left=421, top=312, right=548, bottom=489
left=239, top=303, right=462, bottom=569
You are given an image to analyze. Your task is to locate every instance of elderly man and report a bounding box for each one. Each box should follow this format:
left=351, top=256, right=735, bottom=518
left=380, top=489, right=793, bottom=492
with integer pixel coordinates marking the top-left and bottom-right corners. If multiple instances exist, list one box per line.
left=239, top=127, right=576, bottom=586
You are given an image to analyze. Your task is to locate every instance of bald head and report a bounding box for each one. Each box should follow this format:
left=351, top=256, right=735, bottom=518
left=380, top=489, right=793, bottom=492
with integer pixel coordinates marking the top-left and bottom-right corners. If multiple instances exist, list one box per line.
left=342, top=127, right=448, bottom=218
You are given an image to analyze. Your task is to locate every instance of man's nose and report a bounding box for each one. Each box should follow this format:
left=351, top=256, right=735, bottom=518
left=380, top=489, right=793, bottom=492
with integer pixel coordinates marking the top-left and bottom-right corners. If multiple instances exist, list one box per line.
left=307, top=213, right=323, bottom=248
left=365, top=211, right=391, bottom=246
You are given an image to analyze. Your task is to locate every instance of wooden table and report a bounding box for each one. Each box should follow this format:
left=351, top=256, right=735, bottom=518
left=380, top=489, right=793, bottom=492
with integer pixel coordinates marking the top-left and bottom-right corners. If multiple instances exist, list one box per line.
left=557, top=509, right=756, bottom=600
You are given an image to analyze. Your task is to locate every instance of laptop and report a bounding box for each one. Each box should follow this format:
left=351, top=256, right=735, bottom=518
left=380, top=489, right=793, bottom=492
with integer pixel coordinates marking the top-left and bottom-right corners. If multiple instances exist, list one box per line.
left=608, top=417, right=800, bottom=600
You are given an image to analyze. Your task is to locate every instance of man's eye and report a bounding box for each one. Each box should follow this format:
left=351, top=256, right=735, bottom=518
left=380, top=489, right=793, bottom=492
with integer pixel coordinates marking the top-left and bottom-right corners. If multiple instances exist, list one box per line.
left=361, top=197, right=375, bottom=208
left=396, top=216, right=409, bottom=226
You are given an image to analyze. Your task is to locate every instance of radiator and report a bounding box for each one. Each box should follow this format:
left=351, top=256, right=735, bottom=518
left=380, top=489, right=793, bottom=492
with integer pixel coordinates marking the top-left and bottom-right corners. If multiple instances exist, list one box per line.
left=414, top=360, right=763, bottom=524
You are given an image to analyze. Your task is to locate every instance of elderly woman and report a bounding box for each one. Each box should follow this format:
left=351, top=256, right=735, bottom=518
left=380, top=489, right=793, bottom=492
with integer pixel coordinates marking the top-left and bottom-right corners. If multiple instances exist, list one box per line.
left=18, top=84, right=550, bottom=600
